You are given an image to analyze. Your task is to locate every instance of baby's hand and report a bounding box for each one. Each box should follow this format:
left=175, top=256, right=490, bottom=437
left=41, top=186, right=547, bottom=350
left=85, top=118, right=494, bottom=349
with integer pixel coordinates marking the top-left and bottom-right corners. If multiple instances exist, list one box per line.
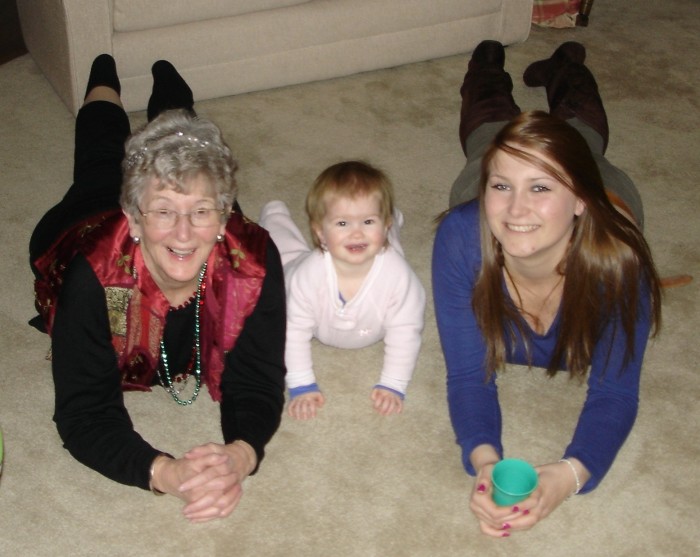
left=371, top=388, right=403, bottom=416
left=288, top=391, right=326, bottom=420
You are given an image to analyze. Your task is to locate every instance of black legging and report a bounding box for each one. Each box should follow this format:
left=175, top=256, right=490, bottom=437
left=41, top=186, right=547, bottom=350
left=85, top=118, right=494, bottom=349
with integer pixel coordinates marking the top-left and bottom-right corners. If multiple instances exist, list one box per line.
left=29, top=101, right=130, bottom=276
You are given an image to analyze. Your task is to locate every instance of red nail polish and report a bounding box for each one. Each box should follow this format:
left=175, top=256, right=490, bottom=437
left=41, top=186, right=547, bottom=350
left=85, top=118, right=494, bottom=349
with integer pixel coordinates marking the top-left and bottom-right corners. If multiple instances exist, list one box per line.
left=523, top=509, right=530, bottom=515
left=502, top=532, right=510, bottom=538
left=512, top=506, right=519, bottom=512
left=477, top=484, right=486, bottom=493
left=502, top=523, right=511, bottom=530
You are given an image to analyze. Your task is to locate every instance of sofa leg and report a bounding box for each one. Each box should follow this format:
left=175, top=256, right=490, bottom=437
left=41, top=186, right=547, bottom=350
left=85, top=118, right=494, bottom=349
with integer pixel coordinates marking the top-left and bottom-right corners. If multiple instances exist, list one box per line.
left=576, top=0, right=595, bottom=27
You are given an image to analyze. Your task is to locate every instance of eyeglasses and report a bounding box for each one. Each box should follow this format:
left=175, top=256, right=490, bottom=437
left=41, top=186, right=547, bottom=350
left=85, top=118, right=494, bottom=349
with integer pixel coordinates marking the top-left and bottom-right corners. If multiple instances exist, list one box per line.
left=139, top=208, right=226, bottom=229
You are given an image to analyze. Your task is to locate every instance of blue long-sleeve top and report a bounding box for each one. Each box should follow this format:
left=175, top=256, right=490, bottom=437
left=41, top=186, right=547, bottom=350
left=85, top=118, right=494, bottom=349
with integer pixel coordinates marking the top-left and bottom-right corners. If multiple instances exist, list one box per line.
left=432, top=201, right=652, bottom=493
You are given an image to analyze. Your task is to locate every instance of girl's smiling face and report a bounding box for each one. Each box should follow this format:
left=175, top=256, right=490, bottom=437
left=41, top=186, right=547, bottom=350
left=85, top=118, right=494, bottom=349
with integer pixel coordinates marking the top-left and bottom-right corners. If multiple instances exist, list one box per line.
left=484, top=146, right=585, bottom=271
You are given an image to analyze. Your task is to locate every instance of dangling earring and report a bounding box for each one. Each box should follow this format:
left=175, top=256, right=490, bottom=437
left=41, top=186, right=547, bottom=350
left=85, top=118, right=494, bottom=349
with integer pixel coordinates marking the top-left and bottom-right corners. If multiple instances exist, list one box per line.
left=216, top=234, right=224, bottom=243
left=132, top=236, right=141, bottom=245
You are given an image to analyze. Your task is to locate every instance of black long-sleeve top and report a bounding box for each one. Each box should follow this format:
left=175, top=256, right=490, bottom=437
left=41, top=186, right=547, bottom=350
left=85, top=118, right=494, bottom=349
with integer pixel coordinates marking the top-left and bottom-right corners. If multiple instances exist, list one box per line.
left=51, top=243, right=287, bottom=490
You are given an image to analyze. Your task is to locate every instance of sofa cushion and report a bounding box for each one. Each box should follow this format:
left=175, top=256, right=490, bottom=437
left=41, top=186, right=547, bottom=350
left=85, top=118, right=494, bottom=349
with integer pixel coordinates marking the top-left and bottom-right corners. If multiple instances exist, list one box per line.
left=115, top=0, right=505, bottom=73
left=112, top=0, right=515, bottom=112
left=113, top=0, right=310, bottom=32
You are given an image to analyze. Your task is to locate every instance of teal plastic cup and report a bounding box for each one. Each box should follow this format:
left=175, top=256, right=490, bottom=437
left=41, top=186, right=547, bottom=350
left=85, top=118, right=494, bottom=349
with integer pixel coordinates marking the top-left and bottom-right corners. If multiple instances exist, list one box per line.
left=491, top=458, right=538, bottom=506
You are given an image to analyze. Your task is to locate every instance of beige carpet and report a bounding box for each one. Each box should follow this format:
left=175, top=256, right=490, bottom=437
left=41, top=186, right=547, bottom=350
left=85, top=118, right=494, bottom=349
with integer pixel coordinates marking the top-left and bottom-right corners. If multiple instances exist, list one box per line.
left=1, top=1, right=698, bottom=555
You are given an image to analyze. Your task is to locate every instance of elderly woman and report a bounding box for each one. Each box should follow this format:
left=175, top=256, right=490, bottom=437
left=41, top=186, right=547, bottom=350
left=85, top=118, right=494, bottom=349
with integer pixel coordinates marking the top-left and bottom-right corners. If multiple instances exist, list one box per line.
left=29, top=55, right=286, bottom=522
left=433, top=41, right=663, bottom=536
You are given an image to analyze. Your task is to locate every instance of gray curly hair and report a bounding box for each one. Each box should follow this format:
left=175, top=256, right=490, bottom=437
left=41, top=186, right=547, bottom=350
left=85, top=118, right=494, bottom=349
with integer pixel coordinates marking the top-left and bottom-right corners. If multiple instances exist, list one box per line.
left=120, top=109, right=238, bottom=217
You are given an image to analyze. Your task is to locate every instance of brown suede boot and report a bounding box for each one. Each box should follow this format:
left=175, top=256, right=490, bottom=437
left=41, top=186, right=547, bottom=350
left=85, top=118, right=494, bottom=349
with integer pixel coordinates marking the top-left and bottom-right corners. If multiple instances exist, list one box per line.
left=459, top=40, right=521, bottom=156
left=522, top=41, right=586, bottom=87
left=523, top=42, right=609, bottom=153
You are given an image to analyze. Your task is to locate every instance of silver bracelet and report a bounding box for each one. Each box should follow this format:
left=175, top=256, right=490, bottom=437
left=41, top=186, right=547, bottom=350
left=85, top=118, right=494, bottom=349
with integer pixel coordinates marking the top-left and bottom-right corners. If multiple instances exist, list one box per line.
left=559, top=458, right=581, bottom=495
left=149, top=453, right=173, bottom=496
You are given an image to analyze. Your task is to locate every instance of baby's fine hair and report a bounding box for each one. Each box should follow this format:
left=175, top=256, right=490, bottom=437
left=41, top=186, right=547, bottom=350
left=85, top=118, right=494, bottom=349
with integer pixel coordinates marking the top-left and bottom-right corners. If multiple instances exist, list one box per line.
left=120, top=109, right=238, bottom=217
left=305, top=160, right=395, bottom=249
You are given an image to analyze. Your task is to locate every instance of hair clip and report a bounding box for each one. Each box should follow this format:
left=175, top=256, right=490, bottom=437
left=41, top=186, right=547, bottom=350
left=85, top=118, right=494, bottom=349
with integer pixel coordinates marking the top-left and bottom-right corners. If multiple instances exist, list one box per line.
left=125, top=147, right=147, bottom=169
left=174, top=131, right=210, bottom=148
left=125, top=131, right=210, bottom=169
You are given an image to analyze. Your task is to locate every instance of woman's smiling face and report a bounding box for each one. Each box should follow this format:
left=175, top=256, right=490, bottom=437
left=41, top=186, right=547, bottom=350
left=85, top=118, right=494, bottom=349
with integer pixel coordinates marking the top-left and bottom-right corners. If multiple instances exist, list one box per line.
left=126, top=174, right=226, bottom=302
left=484, top=146, right=585, bottom=270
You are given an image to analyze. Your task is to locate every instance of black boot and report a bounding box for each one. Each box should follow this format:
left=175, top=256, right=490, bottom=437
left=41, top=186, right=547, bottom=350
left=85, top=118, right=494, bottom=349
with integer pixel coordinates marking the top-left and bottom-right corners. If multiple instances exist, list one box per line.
left=84, top=54, right=121, bottom=99
left=459, top=40, right=521, bottom=156
left=147, top=60, right=195, bottom=122
left=523, top=42, right=609, bottom=152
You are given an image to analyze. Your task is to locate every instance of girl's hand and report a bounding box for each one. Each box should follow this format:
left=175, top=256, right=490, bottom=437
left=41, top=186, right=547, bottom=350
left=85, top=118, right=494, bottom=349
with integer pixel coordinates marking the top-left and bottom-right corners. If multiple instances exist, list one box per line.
left=511, top=460, right=587, bottom=530
left=469, top=458, right=589, bottom=537
left=467, top=445, right=528, bottom=537
left=288, top=391, right=326, bottom=420
left=370, top=388, right=403, bottom=415
left=469, top=462, right=526, bottom=537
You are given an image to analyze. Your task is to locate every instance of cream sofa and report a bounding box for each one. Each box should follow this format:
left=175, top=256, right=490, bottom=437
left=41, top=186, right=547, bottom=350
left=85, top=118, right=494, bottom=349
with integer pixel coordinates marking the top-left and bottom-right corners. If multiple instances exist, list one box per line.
left=17, top=0, right=533, bottom=116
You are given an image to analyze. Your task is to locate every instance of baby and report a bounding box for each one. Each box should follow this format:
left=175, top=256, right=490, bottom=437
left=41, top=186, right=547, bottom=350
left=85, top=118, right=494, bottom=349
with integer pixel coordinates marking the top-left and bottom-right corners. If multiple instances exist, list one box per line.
left=259, top=161, right=425, bottom=419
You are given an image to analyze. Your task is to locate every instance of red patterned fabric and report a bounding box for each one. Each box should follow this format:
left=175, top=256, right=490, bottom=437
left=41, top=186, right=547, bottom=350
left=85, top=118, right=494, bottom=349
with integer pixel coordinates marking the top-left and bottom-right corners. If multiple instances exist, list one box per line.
left=33, top=209, right=268, bottom=401
left=532, top=0, right=581, bottom=28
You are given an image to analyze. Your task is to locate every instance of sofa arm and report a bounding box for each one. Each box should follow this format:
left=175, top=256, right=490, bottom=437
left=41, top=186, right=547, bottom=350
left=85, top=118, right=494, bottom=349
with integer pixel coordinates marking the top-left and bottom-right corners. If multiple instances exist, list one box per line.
left=17, top=0, right=114, bottom=115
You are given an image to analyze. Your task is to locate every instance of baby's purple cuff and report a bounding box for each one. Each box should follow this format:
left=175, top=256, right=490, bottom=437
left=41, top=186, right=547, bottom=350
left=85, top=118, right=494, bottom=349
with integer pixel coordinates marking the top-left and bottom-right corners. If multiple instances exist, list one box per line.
left=289, top=383, right=320, bottom=399
left=373, top=385, right=405, bottom=400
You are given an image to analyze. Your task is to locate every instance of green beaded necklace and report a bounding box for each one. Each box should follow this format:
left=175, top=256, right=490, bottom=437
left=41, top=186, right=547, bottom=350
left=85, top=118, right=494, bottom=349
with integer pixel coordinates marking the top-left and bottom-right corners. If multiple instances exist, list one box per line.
left=156, top=263, right=206, bottom=405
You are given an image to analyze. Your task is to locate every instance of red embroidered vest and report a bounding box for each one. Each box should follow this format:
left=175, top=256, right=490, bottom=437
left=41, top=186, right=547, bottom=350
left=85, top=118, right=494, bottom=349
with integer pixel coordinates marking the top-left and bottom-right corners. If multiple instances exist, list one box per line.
left=33, top=209, right=268, bottom=401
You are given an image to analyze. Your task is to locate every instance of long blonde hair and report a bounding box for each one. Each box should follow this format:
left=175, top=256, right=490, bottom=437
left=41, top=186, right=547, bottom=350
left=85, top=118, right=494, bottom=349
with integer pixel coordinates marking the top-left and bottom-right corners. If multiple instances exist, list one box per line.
left=473, top=111, right=661, bottom=379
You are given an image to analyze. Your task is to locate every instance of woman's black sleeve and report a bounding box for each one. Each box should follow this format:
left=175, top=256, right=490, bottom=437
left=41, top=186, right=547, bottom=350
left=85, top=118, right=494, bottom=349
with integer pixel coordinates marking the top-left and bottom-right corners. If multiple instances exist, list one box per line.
left=219, top=239, right=287, bottom=471
left=51, top=254, right=159, bottom=489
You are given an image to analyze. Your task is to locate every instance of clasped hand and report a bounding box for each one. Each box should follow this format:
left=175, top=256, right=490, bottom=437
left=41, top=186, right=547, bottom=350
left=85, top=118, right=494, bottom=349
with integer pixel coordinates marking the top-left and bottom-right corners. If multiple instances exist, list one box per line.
left=153, top=441, right=256, bottom=523
left=469, top=461, right=580, bottom=537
